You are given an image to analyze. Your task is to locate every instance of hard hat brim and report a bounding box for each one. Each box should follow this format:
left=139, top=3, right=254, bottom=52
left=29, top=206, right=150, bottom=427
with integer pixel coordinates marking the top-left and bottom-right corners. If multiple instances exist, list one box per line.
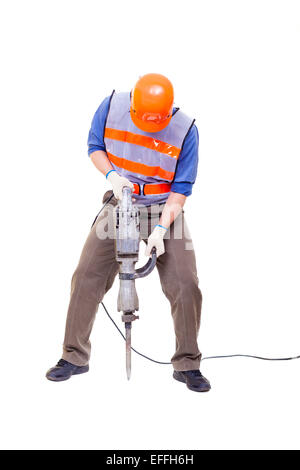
left=130, top=107, right=172, bottom=133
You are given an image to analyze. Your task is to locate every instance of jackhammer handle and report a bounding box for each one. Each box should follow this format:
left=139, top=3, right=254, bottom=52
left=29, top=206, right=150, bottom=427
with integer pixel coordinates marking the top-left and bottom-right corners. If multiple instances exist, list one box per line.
left=122, top=185, right=132, bottom=195
left=134, top=247, right=157, bottom=279
left=118, top=247, right=157, bottom=281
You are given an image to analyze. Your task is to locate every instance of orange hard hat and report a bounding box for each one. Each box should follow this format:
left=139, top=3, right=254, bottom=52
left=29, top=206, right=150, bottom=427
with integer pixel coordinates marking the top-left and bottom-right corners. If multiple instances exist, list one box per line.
left=130, top=73, right=174, bottom=133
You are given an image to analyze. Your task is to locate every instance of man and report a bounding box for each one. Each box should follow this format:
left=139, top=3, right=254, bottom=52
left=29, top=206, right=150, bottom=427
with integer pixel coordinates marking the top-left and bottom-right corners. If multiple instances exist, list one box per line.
left=46, top=73, right=210, bottom=392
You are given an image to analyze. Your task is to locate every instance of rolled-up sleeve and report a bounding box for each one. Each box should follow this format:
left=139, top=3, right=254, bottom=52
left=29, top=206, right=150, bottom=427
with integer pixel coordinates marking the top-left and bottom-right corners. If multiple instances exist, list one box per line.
left=170, top=123, right=199, bottom=196
left=87, top=96, right=111, bottom=155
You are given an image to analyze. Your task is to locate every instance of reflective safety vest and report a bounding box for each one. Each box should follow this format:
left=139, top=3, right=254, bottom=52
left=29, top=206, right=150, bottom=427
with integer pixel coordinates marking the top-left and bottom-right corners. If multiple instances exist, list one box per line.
left=104, top=91, right=194, bottom=205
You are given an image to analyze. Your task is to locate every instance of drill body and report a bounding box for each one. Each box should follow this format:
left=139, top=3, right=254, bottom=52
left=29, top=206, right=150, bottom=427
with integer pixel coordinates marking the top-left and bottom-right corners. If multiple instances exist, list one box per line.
left=114, top=186, right=156, bottom=379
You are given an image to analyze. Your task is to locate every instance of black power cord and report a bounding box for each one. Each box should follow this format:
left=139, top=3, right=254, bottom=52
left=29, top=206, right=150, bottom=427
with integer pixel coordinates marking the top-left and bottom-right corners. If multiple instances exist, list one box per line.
left=101, top=302, right=171, bottom=364
left=101, top=302, right=300, bottom=364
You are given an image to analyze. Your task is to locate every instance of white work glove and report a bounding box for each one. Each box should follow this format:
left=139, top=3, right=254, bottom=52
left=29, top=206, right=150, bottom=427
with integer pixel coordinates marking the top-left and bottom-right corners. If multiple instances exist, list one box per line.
left=145, top=225, right=168, bottom=258
left=107, top=170, right=134, bottom=200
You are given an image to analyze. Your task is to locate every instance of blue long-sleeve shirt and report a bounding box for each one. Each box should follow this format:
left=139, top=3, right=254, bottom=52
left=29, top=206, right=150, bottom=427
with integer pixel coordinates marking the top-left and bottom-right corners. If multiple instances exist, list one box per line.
left=88, top=96, right=199, bottom=196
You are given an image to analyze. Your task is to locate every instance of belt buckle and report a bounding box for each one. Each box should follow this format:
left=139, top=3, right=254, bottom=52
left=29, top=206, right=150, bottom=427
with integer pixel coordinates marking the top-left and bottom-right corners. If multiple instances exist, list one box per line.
left=133, top=183, right=142, bottom=196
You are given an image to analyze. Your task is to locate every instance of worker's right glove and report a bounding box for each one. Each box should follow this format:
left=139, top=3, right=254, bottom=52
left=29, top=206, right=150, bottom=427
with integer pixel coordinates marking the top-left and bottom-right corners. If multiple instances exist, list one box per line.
left=145, top=224, right=168, bottom=258
left=107, top=170, right=134, bottom=200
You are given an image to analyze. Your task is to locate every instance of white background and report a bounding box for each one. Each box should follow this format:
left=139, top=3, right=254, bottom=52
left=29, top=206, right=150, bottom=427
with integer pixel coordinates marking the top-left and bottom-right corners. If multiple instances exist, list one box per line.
left=0, top=0, right=300, bottom=451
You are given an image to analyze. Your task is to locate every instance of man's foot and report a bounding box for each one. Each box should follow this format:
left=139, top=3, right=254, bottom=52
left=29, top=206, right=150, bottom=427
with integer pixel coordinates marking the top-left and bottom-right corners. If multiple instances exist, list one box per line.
left=173, top=369, right=211, bottom=392
left=46, top=359, right=89, bottom=382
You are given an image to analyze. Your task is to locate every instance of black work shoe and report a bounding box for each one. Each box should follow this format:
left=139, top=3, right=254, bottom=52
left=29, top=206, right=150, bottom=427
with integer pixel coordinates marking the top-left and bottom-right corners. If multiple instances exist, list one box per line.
left=46, top=359, right=89, bottom=382
left=173, top=369, right=211, bottom=392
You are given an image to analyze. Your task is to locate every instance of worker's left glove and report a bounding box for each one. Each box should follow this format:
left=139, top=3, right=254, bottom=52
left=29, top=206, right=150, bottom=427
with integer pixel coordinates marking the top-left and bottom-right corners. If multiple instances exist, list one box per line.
left=145, top=225, right=167, bottom=258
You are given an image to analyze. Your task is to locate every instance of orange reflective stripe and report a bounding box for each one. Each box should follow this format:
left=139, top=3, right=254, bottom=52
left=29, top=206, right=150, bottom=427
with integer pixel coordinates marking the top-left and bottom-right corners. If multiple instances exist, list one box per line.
left=132, top=183, right=140, bottom=195
left=107, top=152, right=174, bottom=181
left=144, top=183, right=171, bottom=195
left=105, top=128, right=180, bottom=159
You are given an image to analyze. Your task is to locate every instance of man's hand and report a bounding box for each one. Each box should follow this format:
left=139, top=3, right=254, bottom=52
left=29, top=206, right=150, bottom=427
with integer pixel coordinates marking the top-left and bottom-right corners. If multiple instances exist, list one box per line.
left=107, top=170, right=134, bottom=200
left=145, top=225, right=167, bottom=258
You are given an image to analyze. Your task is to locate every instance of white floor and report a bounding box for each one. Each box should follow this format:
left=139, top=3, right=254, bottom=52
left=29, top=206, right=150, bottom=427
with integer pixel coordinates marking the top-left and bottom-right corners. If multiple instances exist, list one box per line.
left=2, top=303, right=300, bottom=450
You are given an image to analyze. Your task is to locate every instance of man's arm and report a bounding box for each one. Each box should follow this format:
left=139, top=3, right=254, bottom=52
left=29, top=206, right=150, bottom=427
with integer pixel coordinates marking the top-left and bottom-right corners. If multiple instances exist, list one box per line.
left=159, top=191, right=186, bottom=229
left=90, top=150, right=113, bottom=176
left=90, top=150, right=133, bottom=199
left=145, top=192, right=186, bottom=257
left=88, top=97, right=134, bottom=199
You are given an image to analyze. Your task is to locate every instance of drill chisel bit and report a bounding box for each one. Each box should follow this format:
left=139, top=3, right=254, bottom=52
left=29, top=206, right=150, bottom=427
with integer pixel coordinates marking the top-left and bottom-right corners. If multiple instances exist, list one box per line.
left=125, top=323, right=131, bottom=380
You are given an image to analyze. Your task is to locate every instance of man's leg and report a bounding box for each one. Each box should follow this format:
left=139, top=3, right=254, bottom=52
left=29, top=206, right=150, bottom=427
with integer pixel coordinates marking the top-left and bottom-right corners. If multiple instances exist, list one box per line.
left=155, top=213, right=202, bottom=371
left=62, top=195, right=119, bottom=366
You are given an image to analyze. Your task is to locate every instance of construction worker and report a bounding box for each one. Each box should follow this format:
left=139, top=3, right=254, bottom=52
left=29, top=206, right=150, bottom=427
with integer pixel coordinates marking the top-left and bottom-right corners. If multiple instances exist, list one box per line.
left=46, top=73, right=211, bottom=392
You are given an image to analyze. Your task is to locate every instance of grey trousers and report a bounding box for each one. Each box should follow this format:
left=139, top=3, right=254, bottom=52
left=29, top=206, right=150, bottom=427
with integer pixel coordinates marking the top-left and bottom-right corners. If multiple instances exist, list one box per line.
left=62, top=191, right=202, bottom=371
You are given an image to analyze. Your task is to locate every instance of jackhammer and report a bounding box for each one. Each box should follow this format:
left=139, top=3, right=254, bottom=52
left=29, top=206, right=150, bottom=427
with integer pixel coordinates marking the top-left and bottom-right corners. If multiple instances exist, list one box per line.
left=114, top=186, right=157, bottom=379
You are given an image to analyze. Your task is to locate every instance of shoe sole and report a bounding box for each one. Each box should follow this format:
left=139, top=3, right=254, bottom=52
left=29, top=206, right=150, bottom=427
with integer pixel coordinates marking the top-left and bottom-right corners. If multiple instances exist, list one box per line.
left=173, top=372, right=211, bottom=393
left=46, top=366, right=89, bottom=382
